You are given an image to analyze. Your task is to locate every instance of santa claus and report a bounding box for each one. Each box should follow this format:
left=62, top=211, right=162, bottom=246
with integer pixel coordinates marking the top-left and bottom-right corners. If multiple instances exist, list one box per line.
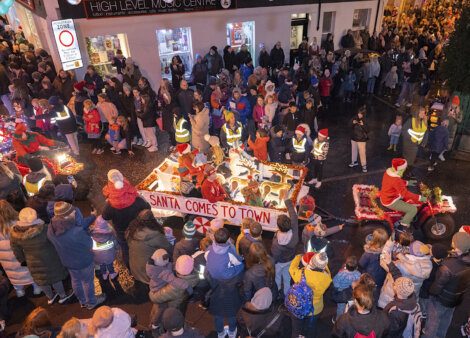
left=201, top=165, right=227, bottom=203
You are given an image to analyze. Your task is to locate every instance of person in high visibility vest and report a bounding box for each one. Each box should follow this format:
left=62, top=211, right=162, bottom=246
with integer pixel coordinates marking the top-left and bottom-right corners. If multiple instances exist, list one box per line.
left=402, top=107, right=428, bottom=178
left=220, top=110, right=244, bottom=150
left=287, top=125, right=312, bottom=165
left=173, top=107, right=191, bottom=144
left=380, top=158, right=426, bottom=230
left=23, top=157, right=53, bottom=197
left=307, top=128, right=329, bottom=189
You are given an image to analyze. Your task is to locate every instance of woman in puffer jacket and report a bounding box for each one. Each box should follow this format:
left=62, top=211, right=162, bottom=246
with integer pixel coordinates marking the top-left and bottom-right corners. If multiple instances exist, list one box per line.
left=0, top=200, right=41, bottom=297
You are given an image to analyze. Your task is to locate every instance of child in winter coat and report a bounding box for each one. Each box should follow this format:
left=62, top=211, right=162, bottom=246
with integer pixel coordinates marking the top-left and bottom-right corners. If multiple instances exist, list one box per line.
left=342, top=69, right=356, bottom=102
left=359, top=228, right=388, bottom=289
left=90, top=306, right=136, bottom=338
left=319, top=69, right=333, bottom=109
left=252, top=95, right=266, bottom=128
left=247, top=129, right=270, bottom=161
left=333, top=256, right=361, bottom=318
left=237, top=221, right=262, bottom=258
left=90, top=216, right=118, bottom=280
left=83, top=99, right=103, bottom=155
left=264, top=95, right=277, bottom=129
left=192, top=237, right=212, bottom=302
left=387, top=115, right=403, bottom=152
left=173, top=221, right=200, bottom=263
left=382, top=65, right=398, bottom=97
left=301, top=206, right=344, bottom=247
left=31, top=99, right=51, bottom=135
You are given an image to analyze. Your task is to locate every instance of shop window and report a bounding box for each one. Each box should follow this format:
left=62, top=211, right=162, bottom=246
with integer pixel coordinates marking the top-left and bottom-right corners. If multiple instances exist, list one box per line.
left=157, top=27, right=193, bottom=81
left=86, top=34, right=130, bottom=76
left=291, top=13, right=307, bottom=19
left=226, top=21, right=255, bottom=64
left=321, top=11, right=336, bottom=43
left=352, top=8, right=371, bottom=30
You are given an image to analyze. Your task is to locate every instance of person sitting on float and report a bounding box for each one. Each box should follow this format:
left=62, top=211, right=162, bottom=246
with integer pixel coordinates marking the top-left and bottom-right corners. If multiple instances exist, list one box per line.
left=12, top=123, right=56, bottom=163
left=177, top=143, right=199, bottom=178
left=241, top=178, right=263, bottom=207
left=201, top=165, right=227, bottom=203
left=380, top=158, right=427, bottom=231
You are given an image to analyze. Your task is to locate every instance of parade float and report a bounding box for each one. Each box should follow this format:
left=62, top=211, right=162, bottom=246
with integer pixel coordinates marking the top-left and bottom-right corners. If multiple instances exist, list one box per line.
left=137, top=147, right=309, bottom=231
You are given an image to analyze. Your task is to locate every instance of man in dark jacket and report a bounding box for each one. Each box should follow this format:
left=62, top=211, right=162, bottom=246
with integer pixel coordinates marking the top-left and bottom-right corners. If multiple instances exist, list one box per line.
left=428, top=119, right=449, bottom=172
left=423, top=232, right=470, bottom=338
left=268, top=125, right=287, bottom=163
left=258, top=43, right=271, bottom=70
left=235, top=44, right=252, bottom=69
left=203, top=46, right=223, bottom=77
left=349, top=107, right=369, bottom=173
left=340, top=29, right=355, bottom=49
left=176, top=80, right=195, bottom=120
left=84, top=65, right=104, bottom=104
left=191, top=54, right=208, bottom=92
left=270, top=42, right=285, bottom=70
left=48, top=201, right=105, bottom=310
left=52, top=69, right=75, bottom=104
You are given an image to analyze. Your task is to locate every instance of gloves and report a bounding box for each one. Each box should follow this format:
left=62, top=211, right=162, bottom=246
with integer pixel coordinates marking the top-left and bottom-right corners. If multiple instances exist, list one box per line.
left=408, top=180, right=417, bottom=186
left=419, top=195, right=427, bottom=202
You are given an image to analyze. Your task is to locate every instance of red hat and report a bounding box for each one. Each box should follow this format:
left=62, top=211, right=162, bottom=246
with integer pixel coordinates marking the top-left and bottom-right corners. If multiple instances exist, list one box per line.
left=176, top=143, right=191, bottom=155
left=452, top=95, right=460, bottom=106
left=295, top=125, right=306, bottom=135
left=318, top=128, right=328, bottom=138
left=392, top=158, right=407, bottom=171
left=73, top=81, right=86, bottom=92
left=302, top=252, right=316, bottom=267
left=15, top=123, right=27, bottom=135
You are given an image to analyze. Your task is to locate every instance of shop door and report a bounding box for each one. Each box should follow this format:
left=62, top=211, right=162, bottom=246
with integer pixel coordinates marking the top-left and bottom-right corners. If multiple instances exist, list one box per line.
left=290, top=13, right=309, bottom=66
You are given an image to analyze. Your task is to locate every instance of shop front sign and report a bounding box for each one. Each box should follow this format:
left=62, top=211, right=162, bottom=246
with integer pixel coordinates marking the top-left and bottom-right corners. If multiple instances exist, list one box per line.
left=51, top=19, right=84, bottom=71
left=139, top=190, right=287, bottom=231
left=83, top=0, right=235, bottom=18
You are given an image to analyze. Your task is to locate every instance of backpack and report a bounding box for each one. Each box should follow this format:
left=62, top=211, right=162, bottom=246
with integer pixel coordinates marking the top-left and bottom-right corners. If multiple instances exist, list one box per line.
left=387, top=304, right=422, bottom=338
left=284, top=269, right=314, bottom=319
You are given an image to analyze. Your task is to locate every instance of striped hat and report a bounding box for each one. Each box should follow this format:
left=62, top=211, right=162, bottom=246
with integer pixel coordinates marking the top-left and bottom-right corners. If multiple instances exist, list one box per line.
left=183, top=221, right=196, bottom=238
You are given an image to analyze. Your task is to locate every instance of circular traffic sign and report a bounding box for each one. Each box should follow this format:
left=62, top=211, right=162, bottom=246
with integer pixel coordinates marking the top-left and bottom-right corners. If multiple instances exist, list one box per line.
left=58, top=30, right=74, bottom=47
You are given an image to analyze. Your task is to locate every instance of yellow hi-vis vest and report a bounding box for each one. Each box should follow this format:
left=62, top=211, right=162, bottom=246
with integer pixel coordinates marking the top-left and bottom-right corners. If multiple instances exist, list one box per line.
left=408, top=117, right=427, bottom=144
left=292, top=137, right=307, bottom=153
left=175, top=117, right=190, bottom=143
left=55, top=106, right=72, bottom=122
left=23, top=175, right=46, bottom=197
left=222, top=122, right=243, bottom=147
left=312, top=139, right=326, bottom=157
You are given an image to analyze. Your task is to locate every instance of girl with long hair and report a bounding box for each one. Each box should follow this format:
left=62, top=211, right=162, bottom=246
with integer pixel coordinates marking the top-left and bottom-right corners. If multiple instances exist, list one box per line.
left=16, top=307, right=57, bottom=338
left=137, top=93, right=158, bottom=152
left=0, top=200, right=41, bottom=297
left=243, top=242, right=276, bottom=301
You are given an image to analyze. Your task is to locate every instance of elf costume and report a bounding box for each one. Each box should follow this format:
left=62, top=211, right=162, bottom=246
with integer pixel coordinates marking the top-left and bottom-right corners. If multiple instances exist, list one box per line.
left=380, top=158, right=425, bottom=227
left=177, top=143, right=199, bottom=178
left=12, top=123, right=55, bottom=160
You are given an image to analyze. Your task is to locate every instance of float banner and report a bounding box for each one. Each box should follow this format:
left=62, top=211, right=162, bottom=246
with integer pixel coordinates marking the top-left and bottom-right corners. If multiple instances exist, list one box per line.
left=83, top=0, right=236, bottom=18
left=139, top=190, right=287, bottom=231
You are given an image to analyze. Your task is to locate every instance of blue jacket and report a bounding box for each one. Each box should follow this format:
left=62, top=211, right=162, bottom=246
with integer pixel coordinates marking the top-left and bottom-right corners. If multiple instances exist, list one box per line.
left=359, top=245, right=386, bottom=288
left=271, top=199, right=299, bottom=263
left=47, top=214, right=94, bottom=270
left=429, top=125, right=449, bottom=154
left=226, top=96, right=251, bottom=125
left=240, top=64, right=254, bottom=85
left=206, top=242, right=244, bottom=281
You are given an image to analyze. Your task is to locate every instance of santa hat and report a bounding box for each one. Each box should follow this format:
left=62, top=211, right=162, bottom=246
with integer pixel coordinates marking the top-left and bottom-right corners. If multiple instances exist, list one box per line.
left=318, top=128, right=328, bottom=138
left=176, top=143, right=191, bottom=155
left=295, top=125, right=306, bottom=136
left=392, top=158, right=407, bottom=171
left=107, top=169, right=124, bottom=189
left=452, top=95, right=460, bottom=106
left=460, top=225, right=470, bottom=235
left=302, top=252, right=315, bottom=267
left=74, top=81, right=86, bottom=92
left=15, top=123, right=27, bottom=135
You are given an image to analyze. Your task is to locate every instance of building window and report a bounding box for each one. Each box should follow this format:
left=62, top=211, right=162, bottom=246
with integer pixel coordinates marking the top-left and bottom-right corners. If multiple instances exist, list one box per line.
left=322, top=11, right=336, bottom=42
left=352, top=9, right=371, bottom=29
left=226, top=21, right=255, bottom=64
left=86, top=34, right=130, bottom=76
left=156, top=27, right=193, bottom=81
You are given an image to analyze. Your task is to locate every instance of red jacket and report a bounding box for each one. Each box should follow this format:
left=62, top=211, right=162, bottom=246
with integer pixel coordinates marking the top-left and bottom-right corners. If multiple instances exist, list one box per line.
left=380, top=168, right=421, bottom=206
left=248, top=136, right=270, bottom=161
left=102, top=179, right=138, bottom=209
left=13, top=132, right=55, bottom=158
left=83, top=108, right=101, bottom=135
left=201, top=178, right=226, bottom=203
left=319, top=77, right=333, bottom=97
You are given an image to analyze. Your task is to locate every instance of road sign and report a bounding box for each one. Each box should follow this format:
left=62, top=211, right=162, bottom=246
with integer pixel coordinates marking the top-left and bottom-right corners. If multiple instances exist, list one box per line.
left=52, top=19, right=83, bottom=71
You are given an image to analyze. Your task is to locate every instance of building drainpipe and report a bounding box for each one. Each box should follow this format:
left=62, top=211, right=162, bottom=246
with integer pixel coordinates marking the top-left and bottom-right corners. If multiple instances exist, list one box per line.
left=373, top=0, right=381, bottom=33
left=317, top=0, right=322, bottom=31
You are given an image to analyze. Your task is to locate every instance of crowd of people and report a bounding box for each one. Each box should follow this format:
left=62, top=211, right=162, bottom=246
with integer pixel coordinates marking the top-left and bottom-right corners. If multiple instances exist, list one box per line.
left=0, top=2, right=468, bottom=338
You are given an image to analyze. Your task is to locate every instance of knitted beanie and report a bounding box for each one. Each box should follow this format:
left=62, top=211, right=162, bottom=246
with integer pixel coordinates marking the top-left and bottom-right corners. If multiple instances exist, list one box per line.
left=54, top=201, right=75, bottom=218
left=394, top=277, right=415, bottom=299
left=309, top=252, right=328, bottom=270
left=175, top=255, right=194, bottom=276
left=183, top=221, right=196, bottom=238
left=452, top=232, right=470, bottom=253
left=251, top=287, right=272, bottom=311
left=409, top=241, right=430, bottom=257
left=151, top=249, right=169, bottom=266
left=107, top=169, right=124, bottom=189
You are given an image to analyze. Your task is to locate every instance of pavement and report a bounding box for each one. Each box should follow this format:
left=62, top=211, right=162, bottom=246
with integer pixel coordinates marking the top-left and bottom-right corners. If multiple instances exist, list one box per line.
left=4, top=94, right=470, bottom=337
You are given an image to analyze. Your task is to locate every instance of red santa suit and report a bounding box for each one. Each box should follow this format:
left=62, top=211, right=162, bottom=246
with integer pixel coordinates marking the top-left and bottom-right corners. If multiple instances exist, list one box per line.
left=380, top=159, right=421, bottom=207
left=177, top=143, right=200, bottom=178
left=201, top=178, right=226, bottom=203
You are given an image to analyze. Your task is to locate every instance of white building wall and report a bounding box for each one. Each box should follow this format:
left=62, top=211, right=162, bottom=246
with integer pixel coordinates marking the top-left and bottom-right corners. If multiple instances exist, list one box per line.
left=36, top=0, right=382, bottom=87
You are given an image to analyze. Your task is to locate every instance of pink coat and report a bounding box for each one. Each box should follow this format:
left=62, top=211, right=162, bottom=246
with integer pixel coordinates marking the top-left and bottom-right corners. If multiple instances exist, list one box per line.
left=253, top=105, right=266, bottom=125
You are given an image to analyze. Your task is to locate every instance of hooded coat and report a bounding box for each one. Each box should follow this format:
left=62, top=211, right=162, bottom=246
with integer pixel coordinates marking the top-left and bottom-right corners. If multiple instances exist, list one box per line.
left=47, top=214, right=94, bottom=270
left=271, top=200, right=299, bottom=264
left=0, top=230, right=35, bottom=286
left=93, top=307, right=135, bottom=338
left=359, top=244, right=387, bottom=288
left=10, top=222, right=68, bottom=286
left=243, top=258, right=278, bottom=302
left=332, top=306, right=390, bottom=338
left=190, top=108, right=210, bottom=153
left=127, top=227, right=171, bottom=284
left=394, top=253, right=432, bottom=296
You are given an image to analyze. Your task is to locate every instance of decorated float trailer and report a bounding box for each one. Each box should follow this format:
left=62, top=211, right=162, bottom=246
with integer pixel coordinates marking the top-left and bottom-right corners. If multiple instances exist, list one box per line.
left=137, top=148, right=309, bottom=231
